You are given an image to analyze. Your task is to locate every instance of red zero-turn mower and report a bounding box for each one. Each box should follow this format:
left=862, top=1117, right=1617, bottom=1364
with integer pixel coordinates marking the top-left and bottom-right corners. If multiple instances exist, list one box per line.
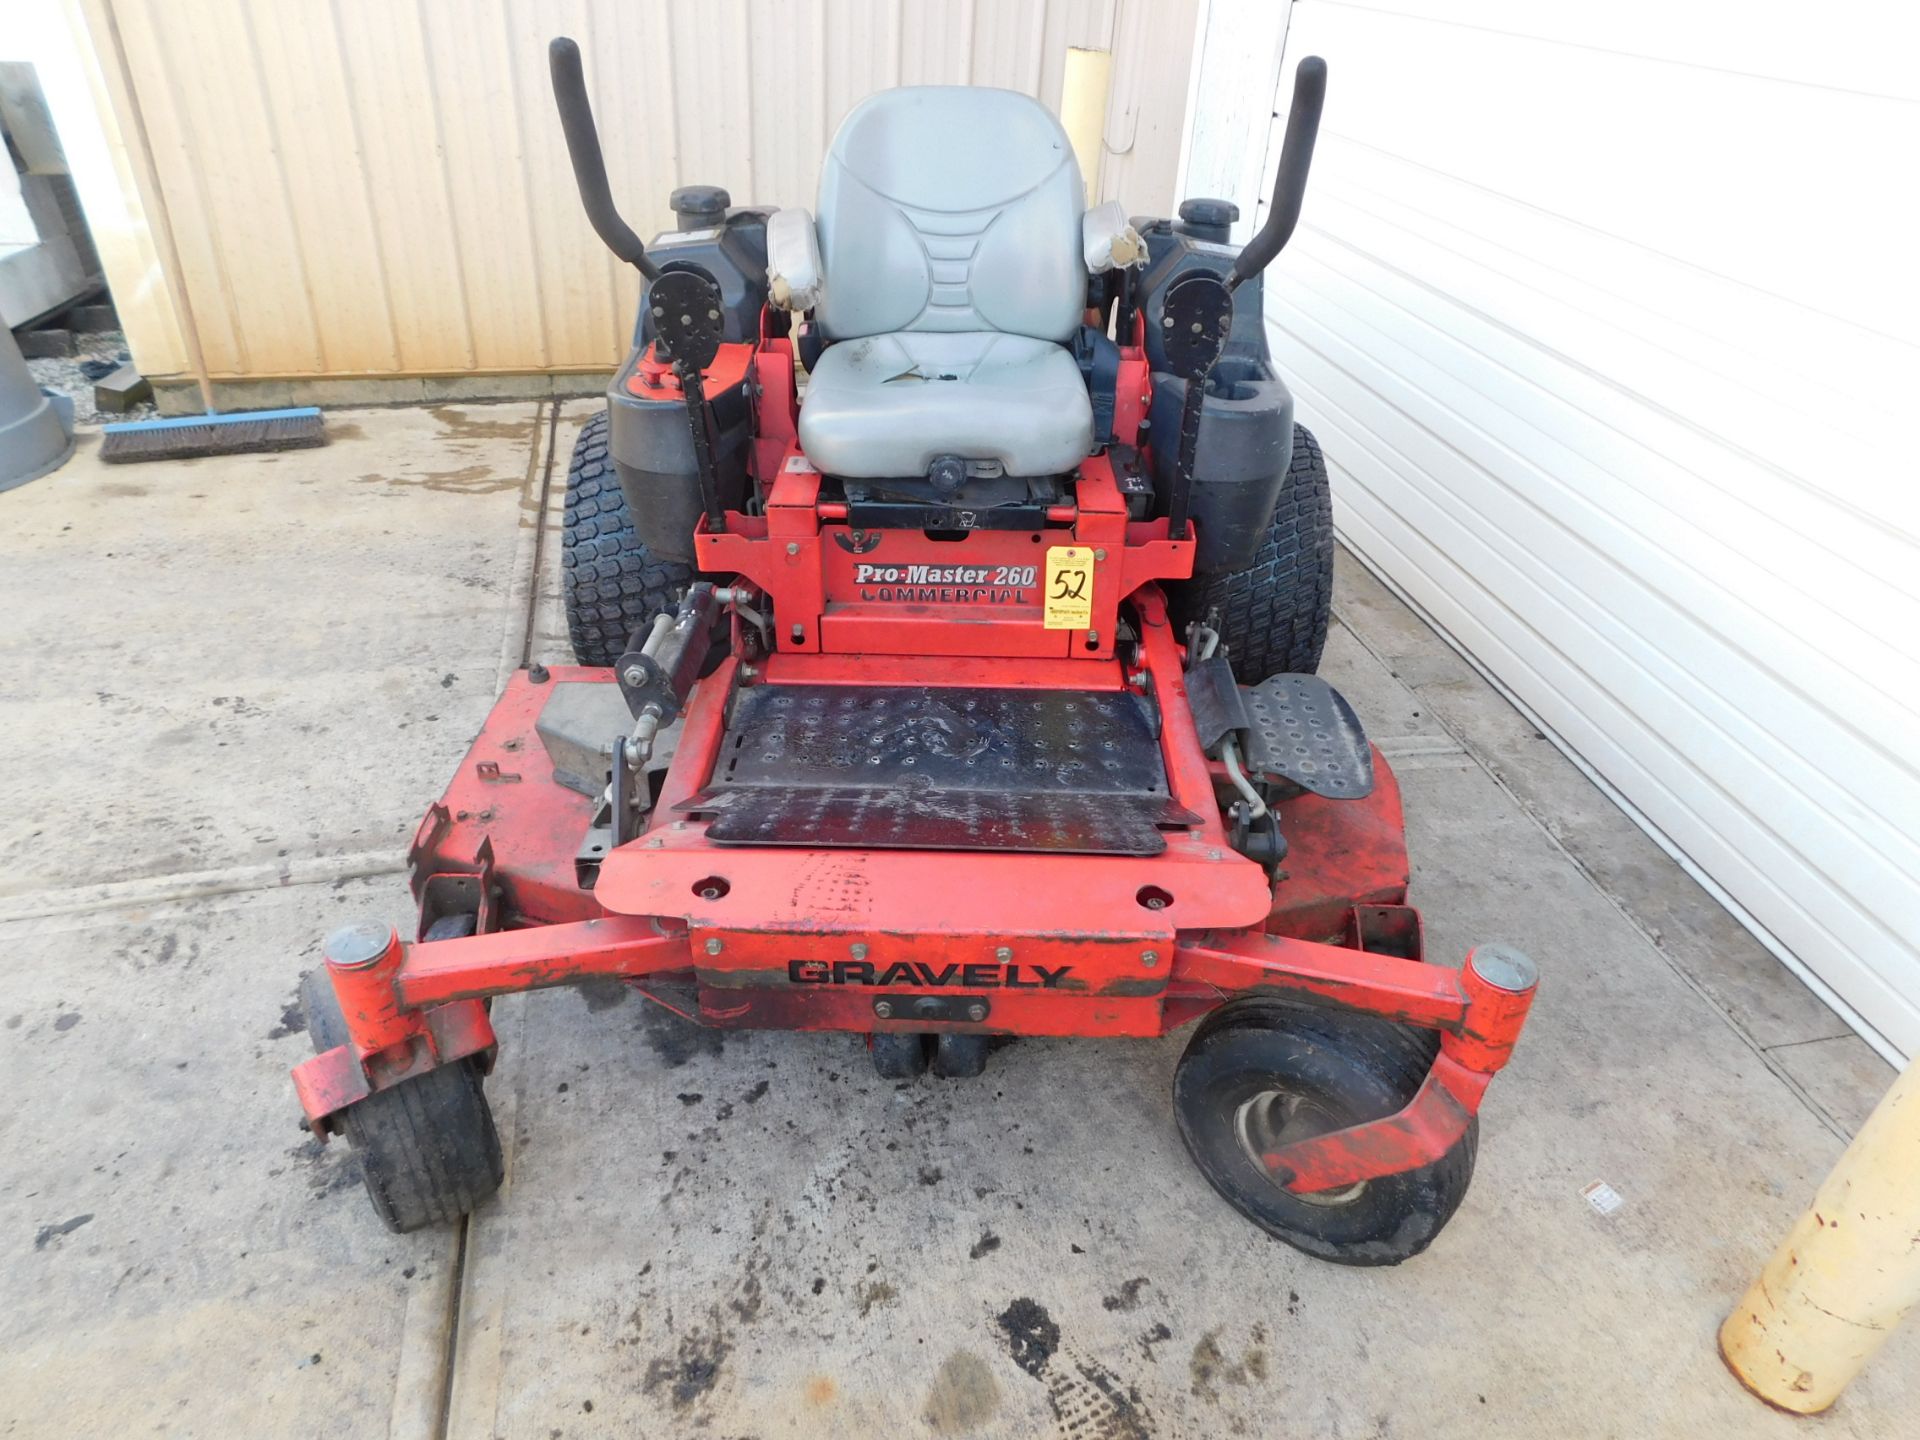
left=290, top=40, right=1537, bottom=1265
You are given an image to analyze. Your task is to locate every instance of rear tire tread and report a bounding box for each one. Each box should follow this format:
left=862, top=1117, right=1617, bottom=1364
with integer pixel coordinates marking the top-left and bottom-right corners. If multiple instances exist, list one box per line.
left=869, top=1032, right=931, bottom=1080
left=931, top=1033, right=990, bottom=1079
left=562, top=410, right=693, bottom=667
left=1169, top=423, right=1335, bottom=682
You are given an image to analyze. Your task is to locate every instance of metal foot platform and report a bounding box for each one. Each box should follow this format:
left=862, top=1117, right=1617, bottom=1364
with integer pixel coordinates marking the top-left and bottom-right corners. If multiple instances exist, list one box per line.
left=1241, top=673, right=1374, bottom=799
left=677, top=683, right=1196, bottom=854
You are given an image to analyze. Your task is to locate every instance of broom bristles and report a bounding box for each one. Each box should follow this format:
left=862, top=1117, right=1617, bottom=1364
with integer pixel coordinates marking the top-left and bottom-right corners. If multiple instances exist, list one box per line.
left=100, top=409, right=327, bottom=464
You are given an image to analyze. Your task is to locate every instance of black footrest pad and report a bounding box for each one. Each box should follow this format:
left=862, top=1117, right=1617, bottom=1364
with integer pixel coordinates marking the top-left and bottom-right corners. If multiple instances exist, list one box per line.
left=1241, top=674, right=1374, bottom=799
left=695, top=788, right=1173, bottom=855
left=680, top=684, right=1193, bottom=854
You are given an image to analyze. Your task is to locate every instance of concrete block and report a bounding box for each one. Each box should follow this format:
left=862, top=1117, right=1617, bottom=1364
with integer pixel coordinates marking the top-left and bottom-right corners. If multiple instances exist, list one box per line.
left=155, top=379, right=314, bottom=416
left=157, top=371, right=605, bottom=415
left=13, top=326, right=72, bottom=358
left=92, top=362, right=151, bottom=413
left=213, top=379, right=293, bottom=413
left=286, top=375, right=426, bottom=409
left=419, top=371, right=555, bottom=404
left=551, top=370, right=613, bottom=399
left=150, top=379, right=203, bottom=416
left=66, top=302, right=118, bottom=333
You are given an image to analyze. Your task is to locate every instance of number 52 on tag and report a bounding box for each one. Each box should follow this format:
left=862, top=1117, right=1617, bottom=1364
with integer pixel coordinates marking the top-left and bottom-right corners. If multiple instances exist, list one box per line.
left=1043, top=546, right=1094, bottom=630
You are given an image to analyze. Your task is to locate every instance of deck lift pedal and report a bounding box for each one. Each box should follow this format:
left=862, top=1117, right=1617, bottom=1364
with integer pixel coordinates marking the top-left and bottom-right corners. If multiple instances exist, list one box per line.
left=289, top=40, right=1537, bottom=1265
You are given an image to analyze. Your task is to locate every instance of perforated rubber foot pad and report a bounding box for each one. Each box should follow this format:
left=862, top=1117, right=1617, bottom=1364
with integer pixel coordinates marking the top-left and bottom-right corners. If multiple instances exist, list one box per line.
left=1240, top=674, right=1374, bottom=799
left=679, top=684, right=1196, bottom=854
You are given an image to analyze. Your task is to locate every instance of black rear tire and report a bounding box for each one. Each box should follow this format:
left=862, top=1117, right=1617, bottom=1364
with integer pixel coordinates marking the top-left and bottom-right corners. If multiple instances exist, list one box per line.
left=1168, top=423, right=1335, bottom=682
left=299, top=970, right=503, bottom=1233
left=562, top=410, right=693, bottom=667
left=931, top=1033, right=990, bottom=1078
left=869, top=1032, right=930, bottom=1079
left=1173, top=998, right=1475, bottom=1265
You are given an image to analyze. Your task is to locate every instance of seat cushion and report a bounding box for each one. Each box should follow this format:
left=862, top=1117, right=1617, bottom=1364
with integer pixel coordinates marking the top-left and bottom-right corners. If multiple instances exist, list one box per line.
left=815, top=88, right=1085, bottom=343
left=798, top=332, right=1094, bottom=478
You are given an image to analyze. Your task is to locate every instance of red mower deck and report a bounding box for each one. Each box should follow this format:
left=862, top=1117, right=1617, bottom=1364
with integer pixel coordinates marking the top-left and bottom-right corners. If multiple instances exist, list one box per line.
left=293, top=612, right=1534, bottom=1202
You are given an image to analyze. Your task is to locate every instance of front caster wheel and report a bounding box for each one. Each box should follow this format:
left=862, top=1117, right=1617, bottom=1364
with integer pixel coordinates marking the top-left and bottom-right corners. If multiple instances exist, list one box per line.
left=1173, top=999, right=1476, bottom=1266
left=298, top=970, right=504, bottom=1233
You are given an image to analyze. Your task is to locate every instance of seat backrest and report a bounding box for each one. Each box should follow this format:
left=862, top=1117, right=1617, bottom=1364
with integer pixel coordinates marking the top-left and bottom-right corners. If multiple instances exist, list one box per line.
left=815, top=87, right=1085, bottom=344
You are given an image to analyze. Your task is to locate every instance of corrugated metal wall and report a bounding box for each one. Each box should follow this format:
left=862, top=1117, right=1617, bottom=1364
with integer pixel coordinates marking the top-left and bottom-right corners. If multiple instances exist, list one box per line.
left=78, top=0, right=1198, bottom=382
left=1188, top=1, right=1920, bottom=1060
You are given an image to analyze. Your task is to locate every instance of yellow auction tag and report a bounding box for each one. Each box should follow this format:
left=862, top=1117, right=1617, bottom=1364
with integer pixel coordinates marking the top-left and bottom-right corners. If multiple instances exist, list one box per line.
left=1043, top=546, right=1095, bottom=630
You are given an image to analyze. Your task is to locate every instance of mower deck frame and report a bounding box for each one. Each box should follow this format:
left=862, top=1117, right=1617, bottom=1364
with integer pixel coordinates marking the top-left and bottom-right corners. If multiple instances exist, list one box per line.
left=291, top=316, right=1535, bottom=1201
left=294, top=605, right=1534, bottom=1196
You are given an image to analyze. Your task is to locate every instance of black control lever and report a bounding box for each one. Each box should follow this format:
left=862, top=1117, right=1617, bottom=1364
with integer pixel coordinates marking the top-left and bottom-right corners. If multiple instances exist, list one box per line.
left=551, top=36, right=730, bottom=538
left=549, top=37, right=659, bottom=281
left=649, top=269, right=730, bottom=534
left=1159, top=57, right=1326, bottom=538
left=1159, top=273, right=1236, bottom=539
left=552, top=32, right=732, bottom=541
left=1229, top=56, right=1326, bottom=292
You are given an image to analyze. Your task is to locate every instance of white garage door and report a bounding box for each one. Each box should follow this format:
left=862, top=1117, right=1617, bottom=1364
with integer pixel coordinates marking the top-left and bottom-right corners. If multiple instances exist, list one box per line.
left=1184, top=2, right=1920, bottom=1061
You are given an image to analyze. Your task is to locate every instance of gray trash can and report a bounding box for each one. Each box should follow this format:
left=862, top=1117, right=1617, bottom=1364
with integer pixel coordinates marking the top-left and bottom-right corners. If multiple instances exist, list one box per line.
left=1, top=324, right=75, bottom=491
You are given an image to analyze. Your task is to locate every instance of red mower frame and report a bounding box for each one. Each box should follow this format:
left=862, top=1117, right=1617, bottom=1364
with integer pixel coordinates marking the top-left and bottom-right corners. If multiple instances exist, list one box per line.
left=289, top=39, right=1538, bottom=1247
left=291, top=322, right=1536, bottom=1203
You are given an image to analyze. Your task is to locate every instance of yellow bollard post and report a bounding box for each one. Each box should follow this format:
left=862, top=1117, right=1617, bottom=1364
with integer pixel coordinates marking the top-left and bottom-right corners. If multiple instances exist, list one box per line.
left=1059, top=47, right=1113, bottom=196
left=1720, top=1057, right=1920, bottom=1413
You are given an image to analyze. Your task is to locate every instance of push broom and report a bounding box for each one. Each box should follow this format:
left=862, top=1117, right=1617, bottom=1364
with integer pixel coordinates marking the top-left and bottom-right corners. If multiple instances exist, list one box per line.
left=99, top=402, right=326, bottom=462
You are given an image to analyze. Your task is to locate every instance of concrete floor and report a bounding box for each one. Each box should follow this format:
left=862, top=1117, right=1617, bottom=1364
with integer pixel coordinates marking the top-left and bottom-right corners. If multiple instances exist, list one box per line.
left=0, top=402, right=1908, bottom=1439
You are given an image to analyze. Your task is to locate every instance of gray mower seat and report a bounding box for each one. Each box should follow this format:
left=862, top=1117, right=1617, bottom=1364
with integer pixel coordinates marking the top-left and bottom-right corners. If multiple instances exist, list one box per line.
left=794, top=86, right=1096, bottom=479
left=800, top=332, right=1093, bottom=478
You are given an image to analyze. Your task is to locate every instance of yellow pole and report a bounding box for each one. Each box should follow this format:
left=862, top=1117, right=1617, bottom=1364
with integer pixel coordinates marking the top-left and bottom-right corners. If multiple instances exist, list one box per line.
left=1720, top=1057, right=1920, bottom=1413
left=1059, top=47, right=1113, bottom=197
